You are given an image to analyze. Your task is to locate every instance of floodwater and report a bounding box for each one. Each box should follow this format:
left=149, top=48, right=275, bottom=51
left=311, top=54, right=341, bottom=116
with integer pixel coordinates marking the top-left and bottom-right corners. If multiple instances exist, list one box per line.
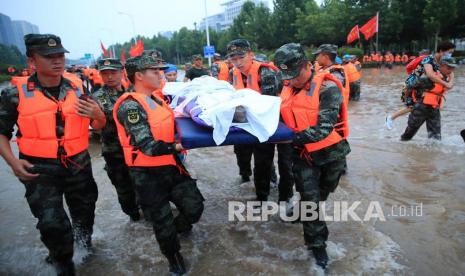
left=1, top=66, right=464, bottom=275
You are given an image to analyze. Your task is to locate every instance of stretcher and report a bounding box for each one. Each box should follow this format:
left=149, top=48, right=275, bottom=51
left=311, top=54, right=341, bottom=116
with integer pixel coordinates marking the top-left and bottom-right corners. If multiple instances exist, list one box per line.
left=175, top=118, right=295, bottom=149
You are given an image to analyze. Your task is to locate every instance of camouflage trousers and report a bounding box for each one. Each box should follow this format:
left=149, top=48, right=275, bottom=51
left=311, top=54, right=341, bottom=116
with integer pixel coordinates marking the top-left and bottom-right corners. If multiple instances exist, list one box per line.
left=292, top=152, right=346, bottom=249
left=234, top=143, right=293, bottom=201
left=349, top=81, right=361, bottom=101
left=401, top=102, right=441, bottom=141
left=129, top=165, right=204, bottom=256
left=103, top=155, right=139, bottom=217
left=20, top=162, right=98, bottom=263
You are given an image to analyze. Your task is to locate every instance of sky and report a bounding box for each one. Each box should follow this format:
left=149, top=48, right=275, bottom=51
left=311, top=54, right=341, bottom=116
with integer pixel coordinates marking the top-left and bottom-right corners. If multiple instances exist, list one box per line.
left=2, top=0, right=272, bottom=59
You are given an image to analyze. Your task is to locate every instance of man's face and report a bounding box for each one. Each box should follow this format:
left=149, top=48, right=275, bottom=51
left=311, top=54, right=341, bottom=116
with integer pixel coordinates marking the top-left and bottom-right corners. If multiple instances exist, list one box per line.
left=193, top=58, right=203, bottom=67
left=165, top=71, right=178, bottom=82
left=29, top=53, right=65, bottom=78
left=100, top=69, right=123, bottom=89
left=229, top=52, right=253, bottom=74
left=140, top=68, right=162, bottom=90
left=316, top=53, right=330, bottom=67
left=439, top=64, right=455, bottom=77
left=290, top=63, right=312, bottom=89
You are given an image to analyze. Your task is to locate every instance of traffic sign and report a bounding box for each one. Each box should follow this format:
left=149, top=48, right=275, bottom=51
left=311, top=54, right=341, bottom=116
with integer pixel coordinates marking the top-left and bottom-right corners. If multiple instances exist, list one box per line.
left=203, top=45, right=215, bottom=58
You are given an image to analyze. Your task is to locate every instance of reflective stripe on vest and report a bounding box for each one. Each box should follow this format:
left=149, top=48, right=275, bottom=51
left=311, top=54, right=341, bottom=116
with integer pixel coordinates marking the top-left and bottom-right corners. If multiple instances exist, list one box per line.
left=280, top=73, right=349, bottom=153
left=16, top=78, right=89, bottom=158
left=232, top=61, right=264, bottom=92
left=319, top=64, right=350, bottom=106
left=113, top=92, right=177, bottom=167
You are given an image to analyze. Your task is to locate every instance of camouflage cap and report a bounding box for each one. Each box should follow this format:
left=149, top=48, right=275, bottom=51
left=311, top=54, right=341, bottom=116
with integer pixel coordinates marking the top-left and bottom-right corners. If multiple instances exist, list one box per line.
left=439, top=56, right=457, bottom=68
left=313, top=44, right=338, bottom=55
left=192, top=54, right=203, bottom=61
left=273, top=43, right=307, bottom=80
left=143, top=49, right=163, bottom=60
left=24, top=33, right=69, bottom=57
left=124, top=55, right=169, bottom=76
left=254, top=53, right=268, bottom=63
left=98, top=58, right=123, bottom=71
left=226, top=39, right=251, bottom=58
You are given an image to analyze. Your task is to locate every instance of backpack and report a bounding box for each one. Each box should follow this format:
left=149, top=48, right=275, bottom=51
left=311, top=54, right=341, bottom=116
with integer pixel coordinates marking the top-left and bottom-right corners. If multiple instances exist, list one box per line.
left=405, top=55, right=427, bottom=75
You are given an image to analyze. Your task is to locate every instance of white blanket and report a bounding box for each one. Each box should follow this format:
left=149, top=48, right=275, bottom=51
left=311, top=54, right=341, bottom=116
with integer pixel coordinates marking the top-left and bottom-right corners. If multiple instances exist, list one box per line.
left=163, top=76, right=281, bottom=145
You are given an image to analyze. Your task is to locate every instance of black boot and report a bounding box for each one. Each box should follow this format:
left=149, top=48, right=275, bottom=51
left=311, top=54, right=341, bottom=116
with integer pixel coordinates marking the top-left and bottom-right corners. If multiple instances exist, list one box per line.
left=311, top=247, right=329, bottom=269
left=53, top=260, right=76, bottom=276
left=167, top=252, right=187, bottom=275
left=129, top=211, right=141, bottom=222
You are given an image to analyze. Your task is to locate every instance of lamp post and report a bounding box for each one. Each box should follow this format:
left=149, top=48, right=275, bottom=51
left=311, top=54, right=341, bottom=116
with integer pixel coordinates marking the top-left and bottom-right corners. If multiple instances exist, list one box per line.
left=118, top=11, right=137, bottom=45
left=204, top=0, right=212, bottom=67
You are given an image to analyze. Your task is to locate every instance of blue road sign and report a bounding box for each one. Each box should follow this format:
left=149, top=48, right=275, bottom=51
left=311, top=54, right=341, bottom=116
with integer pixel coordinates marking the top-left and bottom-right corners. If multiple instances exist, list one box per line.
left=203, top=45, right=215, bottom=58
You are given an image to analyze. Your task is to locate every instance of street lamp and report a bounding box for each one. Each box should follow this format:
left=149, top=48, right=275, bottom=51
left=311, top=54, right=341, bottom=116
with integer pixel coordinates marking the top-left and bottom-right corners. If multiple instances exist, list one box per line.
left=118, top=11, right=137, bottom=45
left=204, top=0, right=212, bottom=67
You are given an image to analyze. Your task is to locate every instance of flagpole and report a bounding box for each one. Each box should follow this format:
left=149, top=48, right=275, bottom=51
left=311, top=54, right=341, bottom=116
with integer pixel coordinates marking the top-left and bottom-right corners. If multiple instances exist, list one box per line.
left=376, top=12, right=379, bottom=52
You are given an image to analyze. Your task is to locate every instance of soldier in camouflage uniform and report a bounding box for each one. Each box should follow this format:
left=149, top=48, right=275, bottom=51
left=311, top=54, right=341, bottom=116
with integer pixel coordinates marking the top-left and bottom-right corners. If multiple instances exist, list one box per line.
left=401, top=56, right=457, bottom=141
left=92, top=58, right=140, bottom=221
left=274, top=43, right=351, bottom=269
left=0, top=34, right=105, bottom=275
left=113, top=55, right=204, bottom=275
left=314, top=44, right=347, bottom=87
left=226, top=39, right=293, bottom=203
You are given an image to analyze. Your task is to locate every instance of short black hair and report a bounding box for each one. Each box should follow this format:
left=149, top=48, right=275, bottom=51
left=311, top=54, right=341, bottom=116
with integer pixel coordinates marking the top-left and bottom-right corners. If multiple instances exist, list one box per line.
left=328, top=53, right=336, bottom=63
left=126, top=68, right=146, bottom=84
left=437, top=41, right=455, bottom=52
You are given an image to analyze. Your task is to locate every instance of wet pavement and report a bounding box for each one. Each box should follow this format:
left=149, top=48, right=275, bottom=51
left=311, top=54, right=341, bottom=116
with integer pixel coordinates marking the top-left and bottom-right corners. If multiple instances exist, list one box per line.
left=1, top=66, right=464, bottom=275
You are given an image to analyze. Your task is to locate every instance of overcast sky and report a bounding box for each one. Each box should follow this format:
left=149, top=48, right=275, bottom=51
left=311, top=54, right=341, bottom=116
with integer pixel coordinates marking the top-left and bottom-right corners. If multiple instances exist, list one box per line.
left=2, top=0, right=272, bottom=59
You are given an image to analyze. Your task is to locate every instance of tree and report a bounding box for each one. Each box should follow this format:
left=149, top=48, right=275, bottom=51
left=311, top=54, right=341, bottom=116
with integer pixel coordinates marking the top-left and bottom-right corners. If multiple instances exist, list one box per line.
left=423, top=0, right=457, bottom=51
left=272, top=0, right=306, bottom=47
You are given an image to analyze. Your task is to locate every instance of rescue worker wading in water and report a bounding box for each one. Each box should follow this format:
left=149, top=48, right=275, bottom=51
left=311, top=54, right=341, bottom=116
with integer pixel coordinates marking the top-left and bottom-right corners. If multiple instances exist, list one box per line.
left=274, top=43, right=351, bottom=270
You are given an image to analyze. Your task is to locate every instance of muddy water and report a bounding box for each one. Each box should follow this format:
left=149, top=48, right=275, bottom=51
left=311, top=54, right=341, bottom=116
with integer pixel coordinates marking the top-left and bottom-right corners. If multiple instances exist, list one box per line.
left=1, top=66, right=464, bottom=275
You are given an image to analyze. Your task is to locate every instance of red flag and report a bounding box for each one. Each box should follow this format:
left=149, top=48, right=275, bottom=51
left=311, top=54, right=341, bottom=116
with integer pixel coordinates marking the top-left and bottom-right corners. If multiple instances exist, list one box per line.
left=100, top=41, right=109, bottom=57
left=347, top=25, right=360, bottom=44
left=129, top=39, right=144, bottom=57
left=121, top=48, right=126, bottom=64
left=360, top=13, right=379, bottom=40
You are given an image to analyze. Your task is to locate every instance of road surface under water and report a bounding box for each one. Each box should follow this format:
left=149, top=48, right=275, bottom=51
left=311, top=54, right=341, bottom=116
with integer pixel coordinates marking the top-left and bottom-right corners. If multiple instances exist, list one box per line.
left=1, top=66, right=464, bottom=275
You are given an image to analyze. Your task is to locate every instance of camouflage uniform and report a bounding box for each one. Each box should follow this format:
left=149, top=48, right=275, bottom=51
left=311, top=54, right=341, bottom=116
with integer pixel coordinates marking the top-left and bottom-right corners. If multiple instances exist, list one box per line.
left=0, top=72, right=98, bottom=266
left=226, top=39, right=290, bottom=201
left=115, top=55, right=204, bottom=263
left=92, top=59, right=139, bottom=219
left=275, top=44, right=350, bottom=251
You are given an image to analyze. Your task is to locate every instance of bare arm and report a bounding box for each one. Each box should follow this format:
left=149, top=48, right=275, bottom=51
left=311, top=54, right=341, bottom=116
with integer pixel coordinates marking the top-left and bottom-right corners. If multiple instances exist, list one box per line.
left=0, top=135, right=38, bottom=180
left=424, top=64, right=452, bottom=89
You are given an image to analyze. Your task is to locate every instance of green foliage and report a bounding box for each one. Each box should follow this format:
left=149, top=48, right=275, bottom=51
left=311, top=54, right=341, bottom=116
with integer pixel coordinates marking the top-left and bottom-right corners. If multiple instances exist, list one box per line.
left=108, top=0, right=463, bottom=64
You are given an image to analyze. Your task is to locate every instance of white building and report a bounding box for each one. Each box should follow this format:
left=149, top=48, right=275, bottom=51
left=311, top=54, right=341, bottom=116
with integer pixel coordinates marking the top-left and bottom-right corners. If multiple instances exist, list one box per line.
left=200, top=0, right=269, bottom=32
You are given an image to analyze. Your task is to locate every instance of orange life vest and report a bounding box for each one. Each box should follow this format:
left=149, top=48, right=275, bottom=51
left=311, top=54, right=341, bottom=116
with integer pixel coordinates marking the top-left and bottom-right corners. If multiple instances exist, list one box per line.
left=395, top=55, right=401, bottom=63
left=318, top=64, right=350, bottom=106
left=280, top=73, right=349, bottom=153
left=15, top=77, right=89, bottom=158
left=401, top=55, right=409, bottom=63
left=232, top=61, right=276, bottom=92
left=363, top=55, right=370, bottom=63
left=343, top=63, right=361, bottom=83
left=113, top=92, right=177, bottom=167
left=214, top=61, right=229, bottom=81
left=63, top=72, right=83, bottom=88
left=421, top=73, right=447, bottom=109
